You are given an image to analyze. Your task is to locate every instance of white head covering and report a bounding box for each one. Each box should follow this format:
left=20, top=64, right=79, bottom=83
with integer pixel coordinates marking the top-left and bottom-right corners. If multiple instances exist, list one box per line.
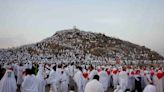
left=0, top=70, right=17, bottom=92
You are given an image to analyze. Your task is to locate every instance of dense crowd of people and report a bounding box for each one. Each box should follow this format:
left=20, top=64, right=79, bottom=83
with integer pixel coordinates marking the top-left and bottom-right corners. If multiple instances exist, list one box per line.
left=0, top=29, right=163, bottom=92
left=0, top=61, right=163, bottom=92
left=1, top=29, right=163, bottom=65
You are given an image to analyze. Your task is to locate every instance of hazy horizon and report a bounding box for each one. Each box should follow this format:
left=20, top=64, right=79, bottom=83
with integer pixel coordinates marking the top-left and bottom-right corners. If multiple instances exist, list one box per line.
left=0, top=0, right=164, bottom=56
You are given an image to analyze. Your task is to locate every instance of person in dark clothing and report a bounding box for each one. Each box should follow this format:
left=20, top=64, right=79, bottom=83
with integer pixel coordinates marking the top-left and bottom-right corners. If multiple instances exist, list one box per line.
left=0, top=67, right=6, bottom=80
left=134, top=71, right=142, bottom=92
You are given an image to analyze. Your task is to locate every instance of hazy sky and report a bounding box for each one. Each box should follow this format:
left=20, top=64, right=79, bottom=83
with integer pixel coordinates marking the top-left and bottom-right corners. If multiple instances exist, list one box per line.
left=0, top=0, right=164, bottom=56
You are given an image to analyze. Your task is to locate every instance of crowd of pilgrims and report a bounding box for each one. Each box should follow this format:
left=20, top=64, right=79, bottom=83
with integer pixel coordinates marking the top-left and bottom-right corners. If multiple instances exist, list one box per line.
left=0, top=61, right=163, bottom=92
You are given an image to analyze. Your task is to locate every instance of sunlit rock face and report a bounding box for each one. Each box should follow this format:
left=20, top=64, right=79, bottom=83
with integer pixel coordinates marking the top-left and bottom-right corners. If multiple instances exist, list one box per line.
left=0, top=28, right=163, bottom=63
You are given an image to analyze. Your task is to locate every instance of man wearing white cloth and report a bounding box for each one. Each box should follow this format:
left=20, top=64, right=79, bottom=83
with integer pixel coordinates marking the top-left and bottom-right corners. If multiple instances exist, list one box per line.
left=0, top=69, right=17, bottom=92
left=98, top=68, right=109, bottom=92
left=60, top=70, right=69, bottom=92
left=154, top=70, right=163, bottom=92
left=118, top=68, right=128, bottom=91
left=85, top=75, right=104, bottom=92
left=21, top=69, right=38, bottom=92
left=36, top=64, right=46, bottom=92
left=143, top=83, right=156, bottom=92
left=56, top=64, right=63, bottom=92
left=114, top=85, right=124, bottom=92
left=46, top=66, right=59, bottom=92
left=73, top=66, right=84, bottom=92
left=88, top=65, right=97, bottom=80
left=17, top=63, right=25, bottom=86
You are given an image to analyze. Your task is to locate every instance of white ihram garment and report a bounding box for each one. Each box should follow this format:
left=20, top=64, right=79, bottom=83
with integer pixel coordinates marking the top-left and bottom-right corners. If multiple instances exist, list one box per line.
left=21, top=74, right=39, bottom=92
left=60, top=71, right=69, bottom=92
left=0, top=70, right=17, bottom=92
left=98, top=71, right=109, bottom=91
left=74, top=70, right=84, bottom=92
left=85, top=79, right=104, bottom=92
left=119, top=71, right=128, bottom=91
left=36, top=66, right=46, bottom=92
left=46, top=70, right=59, bottom=92
left=143, top=84, right=156, bottom=92
left=154, top=75, right=163, bottom=92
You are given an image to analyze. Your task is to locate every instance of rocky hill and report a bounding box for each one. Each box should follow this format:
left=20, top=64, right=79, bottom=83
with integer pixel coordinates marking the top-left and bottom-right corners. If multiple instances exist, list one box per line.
left=0, top=28, right=163, bottom=63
